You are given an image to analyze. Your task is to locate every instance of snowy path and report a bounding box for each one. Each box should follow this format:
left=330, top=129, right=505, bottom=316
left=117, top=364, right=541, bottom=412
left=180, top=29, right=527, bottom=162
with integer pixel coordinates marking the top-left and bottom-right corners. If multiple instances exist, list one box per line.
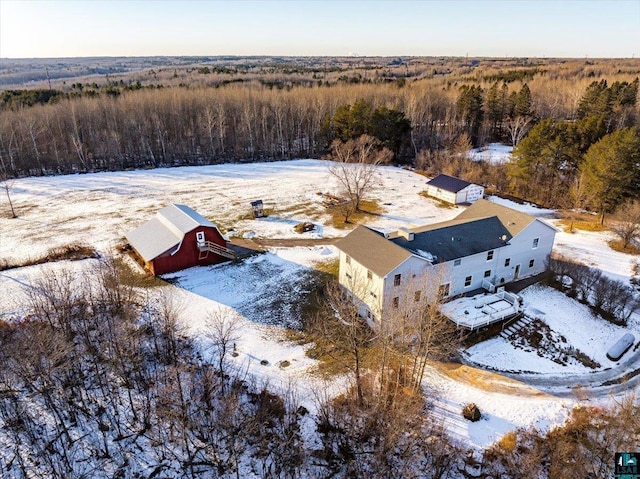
left=460, top=347, right=640, bottom=398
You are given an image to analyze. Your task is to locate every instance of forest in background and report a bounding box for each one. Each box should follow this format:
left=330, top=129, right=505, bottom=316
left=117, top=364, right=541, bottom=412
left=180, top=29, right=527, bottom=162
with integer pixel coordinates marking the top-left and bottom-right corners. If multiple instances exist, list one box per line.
left=2, top=57, right=640, bottom=478
left=0, top=56, right=639, bottom=213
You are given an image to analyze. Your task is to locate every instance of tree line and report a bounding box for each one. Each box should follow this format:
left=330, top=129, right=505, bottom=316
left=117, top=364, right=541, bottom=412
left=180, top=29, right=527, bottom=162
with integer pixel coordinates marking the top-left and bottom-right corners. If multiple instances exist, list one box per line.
left=0, top=70, right=638, bottom=215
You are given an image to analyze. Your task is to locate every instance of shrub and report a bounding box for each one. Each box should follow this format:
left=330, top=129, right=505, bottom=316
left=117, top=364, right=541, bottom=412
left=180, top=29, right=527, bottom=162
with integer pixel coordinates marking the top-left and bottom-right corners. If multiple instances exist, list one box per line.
left=462, top=403, right=481, bottom=422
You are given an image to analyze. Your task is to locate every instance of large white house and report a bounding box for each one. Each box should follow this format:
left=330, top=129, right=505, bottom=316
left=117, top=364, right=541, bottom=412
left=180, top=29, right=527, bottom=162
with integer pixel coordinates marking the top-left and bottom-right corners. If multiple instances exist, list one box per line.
left=335, top=199, right=557, bottom=323
left=425, top=174, right=484, bottom=204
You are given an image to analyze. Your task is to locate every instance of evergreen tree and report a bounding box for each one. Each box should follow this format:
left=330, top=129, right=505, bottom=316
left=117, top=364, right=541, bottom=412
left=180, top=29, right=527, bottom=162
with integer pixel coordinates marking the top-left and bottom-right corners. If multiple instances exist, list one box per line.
left=507, top=119, right=574, bottom=205
left=580, top=128, right=640, bottom=223
left=456, top=84, right=484, bottom=145
left=327, top=99, right=411, bottom=162
left=577, top=80, right=609, bottom=120
left=485, top=82, right=503, bottom=140
left=513, top=84, right=533, bottom=118
left=332, top=99, right=373, bottom=142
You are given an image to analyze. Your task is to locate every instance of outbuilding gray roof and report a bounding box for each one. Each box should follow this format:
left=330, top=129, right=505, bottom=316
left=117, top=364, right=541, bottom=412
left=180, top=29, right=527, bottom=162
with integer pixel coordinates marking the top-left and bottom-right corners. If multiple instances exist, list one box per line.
left=426, top=174, right=473, bottom=193
left=126, top=204, right=216, bottom=261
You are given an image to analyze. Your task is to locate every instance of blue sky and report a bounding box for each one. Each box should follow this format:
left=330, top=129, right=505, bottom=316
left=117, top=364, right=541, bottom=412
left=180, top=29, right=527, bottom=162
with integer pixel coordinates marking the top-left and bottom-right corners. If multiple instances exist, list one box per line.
left=1, top=0, right=638, bottom=58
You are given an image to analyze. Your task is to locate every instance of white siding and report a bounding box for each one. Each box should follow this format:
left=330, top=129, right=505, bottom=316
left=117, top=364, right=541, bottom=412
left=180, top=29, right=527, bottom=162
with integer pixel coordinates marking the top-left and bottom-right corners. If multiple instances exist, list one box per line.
left=495, top=220, right=555, bottom=283
left=459, top=184, right=484, bottom=203
left=443, top=249, right=501, bottom=296
left=419, top=221, right=555, bottom=297
left=380, top=256, right=432, bottom=316
left=338, top=218, right=556, bottom=321
left=428, top=183, right=484, bottom=205
left=425, top=185, right=457, bottom=204
left=338, top=250, right=385, bottom=320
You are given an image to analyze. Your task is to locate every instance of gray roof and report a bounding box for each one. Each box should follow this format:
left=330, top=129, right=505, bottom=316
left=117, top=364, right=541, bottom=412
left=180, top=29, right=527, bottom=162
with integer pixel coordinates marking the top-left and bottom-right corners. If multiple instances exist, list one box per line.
left=336, top=198, right=553, bottom=273
left=454, top=198, right=537, bottom=236
left=426, top=174, right=473, bottom=193
left=391, top=216, right=511, bottom=262
left=126, top=204, right=216, bottom=261
left=335, top=225, right=412, bottom=277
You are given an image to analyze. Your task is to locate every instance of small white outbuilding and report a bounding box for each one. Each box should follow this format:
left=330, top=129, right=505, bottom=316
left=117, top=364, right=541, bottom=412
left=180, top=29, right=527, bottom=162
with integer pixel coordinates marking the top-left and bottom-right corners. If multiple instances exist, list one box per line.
left=425, top=174, right=484, bottom=205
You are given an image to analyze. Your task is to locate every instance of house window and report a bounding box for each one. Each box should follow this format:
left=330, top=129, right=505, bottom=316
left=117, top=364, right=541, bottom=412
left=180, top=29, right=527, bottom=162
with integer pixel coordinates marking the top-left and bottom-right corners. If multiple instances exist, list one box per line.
left=504, top=258, right=511, bottom=267
left=414, top=290, right=421, bottom=302
left=464, top=275, right=472, bottom=287
left=370, top=291, right=377, bottom=299
left=486, top=250, right=494, bottom=261
left=454, top=259, right=461, bottom=267
left=529, top=259, right=535, bottom=268
left=394, top=274, right=401, bottom=286
left=484, top=270, right=491, bottom=278
left=532, top=238, right=539, bottom=249
left=438, top=283, right=450, bottom=298
left=346, top=255, right=351, bottom=265
left=392, top=297, right=399, bottom=308
left=367, top=270, right=373, bottom=280
left=366, top=310, right=372, bottom=319
left=345, top=272, right=352, bottom=279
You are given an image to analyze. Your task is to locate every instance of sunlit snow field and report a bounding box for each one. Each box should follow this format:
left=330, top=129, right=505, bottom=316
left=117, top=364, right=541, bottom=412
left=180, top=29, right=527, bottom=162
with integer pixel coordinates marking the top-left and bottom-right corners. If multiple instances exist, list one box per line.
left=1, top=157, right=638, bottom=450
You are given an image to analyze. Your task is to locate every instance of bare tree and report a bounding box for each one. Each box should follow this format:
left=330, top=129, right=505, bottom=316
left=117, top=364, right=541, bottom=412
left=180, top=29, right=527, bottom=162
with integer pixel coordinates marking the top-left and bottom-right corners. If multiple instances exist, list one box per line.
left=205, top=307, right=242, bottom=393
left=562, top=172, right=594, bottom=233
left=0, top=170, right=16, bottom=219
left=150, top=289, right=187, bottom=365
left=315, top=280, right=374, bottom=407
left=505, top=115, right=533, bottom=147
left=611, top=199, right=640, bottom=249
left=383, top=268, right=462, bottom=392
left=0, top=149, right=17, bottom=218
left=327, top=135, right=391, bottom=218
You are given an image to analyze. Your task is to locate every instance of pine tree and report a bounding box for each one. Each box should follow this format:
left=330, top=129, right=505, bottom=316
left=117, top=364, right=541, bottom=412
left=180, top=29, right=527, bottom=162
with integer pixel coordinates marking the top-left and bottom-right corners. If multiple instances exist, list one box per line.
left=485, top=82, right=502, bottom=140
left=513, top=84, right=533, bottom=118
left=580, top=128, right=640, bottom=223
left=576, top=80, right=611, bottom=121
left=456, top=84, right=484, bottom=145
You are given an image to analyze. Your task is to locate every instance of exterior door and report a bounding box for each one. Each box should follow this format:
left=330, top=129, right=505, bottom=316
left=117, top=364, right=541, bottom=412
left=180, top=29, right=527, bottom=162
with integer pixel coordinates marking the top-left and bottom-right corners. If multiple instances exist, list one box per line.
left=514, top=264, right=520, bottom=280
left=196, top=231, right=205, bottom=244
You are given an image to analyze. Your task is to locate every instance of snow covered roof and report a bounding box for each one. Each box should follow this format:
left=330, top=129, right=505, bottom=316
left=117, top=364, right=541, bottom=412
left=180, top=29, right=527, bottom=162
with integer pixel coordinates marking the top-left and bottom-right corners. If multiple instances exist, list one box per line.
left=426, top=174, right=474, bottom=193
left=125, top=204, right=216, bottom=261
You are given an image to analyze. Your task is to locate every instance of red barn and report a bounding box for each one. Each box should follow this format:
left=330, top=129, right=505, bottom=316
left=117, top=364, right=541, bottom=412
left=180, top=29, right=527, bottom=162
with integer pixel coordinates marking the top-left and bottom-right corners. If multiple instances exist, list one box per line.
left=125, top=204, right=235, bottom=275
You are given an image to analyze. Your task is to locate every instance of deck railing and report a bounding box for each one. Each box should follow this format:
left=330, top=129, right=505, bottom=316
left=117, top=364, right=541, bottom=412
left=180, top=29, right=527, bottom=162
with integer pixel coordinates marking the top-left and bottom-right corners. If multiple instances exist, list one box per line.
left=197, top=241, right=236, bottom=259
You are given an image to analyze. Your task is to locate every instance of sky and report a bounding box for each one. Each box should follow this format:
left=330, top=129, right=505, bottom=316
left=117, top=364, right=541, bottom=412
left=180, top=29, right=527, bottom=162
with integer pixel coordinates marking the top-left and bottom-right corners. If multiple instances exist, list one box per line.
left=1, top=0, right=639, bottom=58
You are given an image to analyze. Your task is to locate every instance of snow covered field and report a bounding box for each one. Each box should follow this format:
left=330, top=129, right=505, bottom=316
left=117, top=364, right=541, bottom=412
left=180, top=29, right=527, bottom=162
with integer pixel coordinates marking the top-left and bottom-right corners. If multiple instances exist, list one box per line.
left=1, top=158, right=639, bottom=451
left=469, top=142, right=513, bottom=164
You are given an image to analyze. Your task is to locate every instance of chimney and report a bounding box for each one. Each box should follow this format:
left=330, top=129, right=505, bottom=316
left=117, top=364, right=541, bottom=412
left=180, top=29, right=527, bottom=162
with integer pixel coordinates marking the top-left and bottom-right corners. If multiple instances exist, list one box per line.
left=399, top=227, right=415, bottom=241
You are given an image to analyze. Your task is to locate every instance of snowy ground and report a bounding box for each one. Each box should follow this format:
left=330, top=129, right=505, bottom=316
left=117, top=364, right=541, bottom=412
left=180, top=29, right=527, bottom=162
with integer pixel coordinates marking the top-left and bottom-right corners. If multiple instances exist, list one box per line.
left=1, top=159, right=460, bottom=264
left=469, top=142, right=513, bottom=164
left=464, top=285, right=636, bottom=375
left=1, top=158, right=639, bottom=451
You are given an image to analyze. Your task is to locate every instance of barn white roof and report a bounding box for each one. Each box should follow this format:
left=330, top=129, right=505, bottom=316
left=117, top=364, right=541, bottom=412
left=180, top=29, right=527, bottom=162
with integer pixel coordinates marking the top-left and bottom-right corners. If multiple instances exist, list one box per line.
left=125, top=204, right=216, bottom=261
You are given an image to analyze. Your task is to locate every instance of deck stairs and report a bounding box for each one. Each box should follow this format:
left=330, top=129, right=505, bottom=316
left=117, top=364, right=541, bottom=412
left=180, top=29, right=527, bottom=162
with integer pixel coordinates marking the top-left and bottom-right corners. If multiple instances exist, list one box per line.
left=197, top=241, right=236, bottom=260
left=499, top=314, right=534, bottom=340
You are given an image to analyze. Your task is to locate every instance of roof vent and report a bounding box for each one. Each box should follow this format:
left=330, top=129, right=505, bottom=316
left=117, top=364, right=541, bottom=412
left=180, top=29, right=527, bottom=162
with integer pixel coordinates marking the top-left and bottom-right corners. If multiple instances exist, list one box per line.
left=501, top=234, right=508, bottom=241
left=399, top=227, right=415, bottom=241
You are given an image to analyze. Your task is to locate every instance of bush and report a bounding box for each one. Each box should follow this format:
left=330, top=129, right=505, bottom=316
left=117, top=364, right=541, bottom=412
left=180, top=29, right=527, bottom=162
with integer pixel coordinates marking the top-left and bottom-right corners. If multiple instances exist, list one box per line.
left=462, top=403, right=481, bottom=422
left=550, top=255, right=639, bottom=325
